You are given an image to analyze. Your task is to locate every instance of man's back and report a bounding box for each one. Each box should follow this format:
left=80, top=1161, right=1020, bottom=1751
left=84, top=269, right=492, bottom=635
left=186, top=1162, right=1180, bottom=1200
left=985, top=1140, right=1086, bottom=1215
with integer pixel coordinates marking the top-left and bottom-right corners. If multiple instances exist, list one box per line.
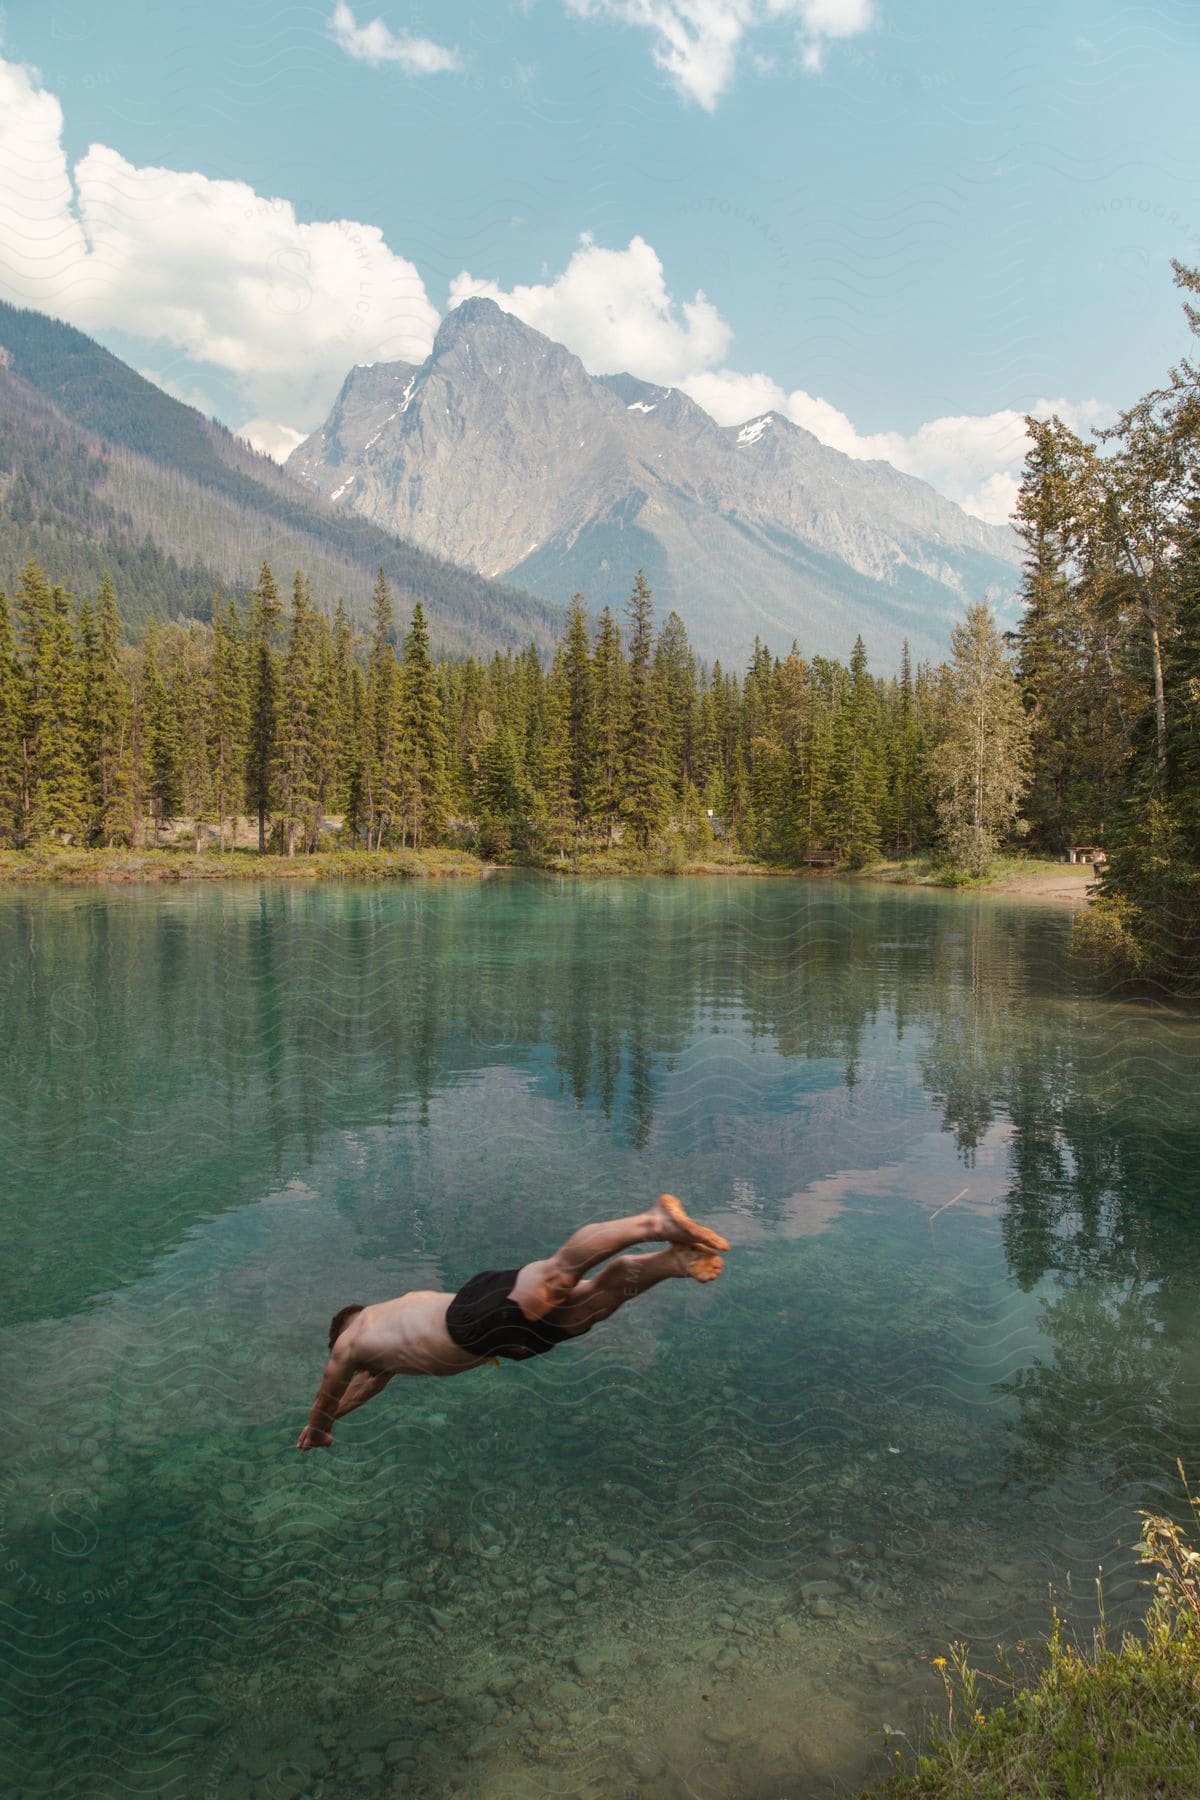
left=344, top=1291, right=487, bottom=1379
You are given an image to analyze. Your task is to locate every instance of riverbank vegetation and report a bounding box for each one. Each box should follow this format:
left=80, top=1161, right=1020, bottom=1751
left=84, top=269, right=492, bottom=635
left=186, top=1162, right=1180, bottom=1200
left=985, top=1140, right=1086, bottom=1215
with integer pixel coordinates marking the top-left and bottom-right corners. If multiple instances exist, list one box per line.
left=869, top=1471, right=1200, bottom=1799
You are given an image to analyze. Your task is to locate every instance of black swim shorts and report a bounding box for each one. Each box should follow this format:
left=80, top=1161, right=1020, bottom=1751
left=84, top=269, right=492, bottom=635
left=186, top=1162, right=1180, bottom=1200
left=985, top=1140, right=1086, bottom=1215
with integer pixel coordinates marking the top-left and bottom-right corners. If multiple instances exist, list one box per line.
left=445, top=1267, right=573, bottom=1362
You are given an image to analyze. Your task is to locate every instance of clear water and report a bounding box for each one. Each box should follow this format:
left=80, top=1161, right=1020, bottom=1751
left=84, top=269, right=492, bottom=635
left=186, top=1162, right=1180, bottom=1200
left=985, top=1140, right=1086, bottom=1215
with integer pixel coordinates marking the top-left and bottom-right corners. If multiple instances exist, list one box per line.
left=1, top=875, right=1198, bottom=1798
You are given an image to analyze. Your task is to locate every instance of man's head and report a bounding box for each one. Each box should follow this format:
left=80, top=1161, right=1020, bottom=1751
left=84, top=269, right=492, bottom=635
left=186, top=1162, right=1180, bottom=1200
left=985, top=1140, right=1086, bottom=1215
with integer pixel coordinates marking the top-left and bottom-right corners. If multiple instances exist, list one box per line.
left=328, top=1303, right=364, bottom=1350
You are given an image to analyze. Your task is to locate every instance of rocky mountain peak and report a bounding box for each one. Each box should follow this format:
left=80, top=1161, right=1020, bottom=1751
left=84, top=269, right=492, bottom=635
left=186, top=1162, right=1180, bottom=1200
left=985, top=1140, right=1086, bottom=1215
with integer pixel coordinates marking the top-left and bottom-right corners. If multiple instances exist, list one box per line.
left=288, top=303, right=1020, bottom=667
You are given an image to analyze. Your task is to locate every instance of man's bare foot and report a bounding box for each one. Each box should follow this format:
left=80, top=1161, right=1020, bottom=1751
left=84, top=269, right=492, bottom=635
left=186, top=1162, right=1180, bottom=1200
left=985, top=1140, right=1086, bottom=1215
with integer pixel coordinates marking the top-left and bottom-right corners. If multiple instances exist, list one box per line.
left=660, top=1246, right=724, bottom=1282
left=652, top=1193, right=730, bottom=1253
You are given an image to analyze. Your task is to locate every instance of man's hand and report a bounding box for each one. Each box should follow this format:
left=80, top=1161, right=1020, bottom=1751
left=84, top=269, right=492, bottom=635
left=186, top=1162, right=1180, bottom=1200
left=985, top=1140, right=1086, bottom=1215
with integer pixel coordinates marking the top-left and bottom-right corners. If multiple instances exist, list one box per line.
left=297, top=1425, right=333, bottom=1451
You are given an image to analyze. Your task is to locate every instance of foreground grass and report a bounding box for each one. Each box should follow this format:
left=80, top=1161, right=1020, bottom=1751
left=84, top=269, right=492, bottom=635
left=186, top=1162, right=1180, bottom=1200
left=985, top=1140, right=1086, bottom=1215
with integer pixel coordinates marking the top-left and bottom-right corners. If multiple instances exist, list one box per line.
left=0, top=843, right=1084, bottom=890
left=867, top=1470, right=1200, bottom=1799
left=0, top=843, right=774, bottom=883
left=0, top=845, right=487, bottom=883
left=521, top=845, right=770, bottom=876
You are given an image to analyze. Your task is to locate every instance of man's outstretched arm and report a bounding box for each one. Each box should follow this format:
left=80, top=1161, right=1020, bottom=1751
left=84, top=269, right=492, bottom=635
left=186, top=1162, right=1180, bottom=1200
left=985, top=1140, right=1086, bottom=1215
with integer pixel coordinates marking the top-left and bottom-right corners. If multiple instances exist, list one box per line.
left=297, top=1348, right=356, bottom=1450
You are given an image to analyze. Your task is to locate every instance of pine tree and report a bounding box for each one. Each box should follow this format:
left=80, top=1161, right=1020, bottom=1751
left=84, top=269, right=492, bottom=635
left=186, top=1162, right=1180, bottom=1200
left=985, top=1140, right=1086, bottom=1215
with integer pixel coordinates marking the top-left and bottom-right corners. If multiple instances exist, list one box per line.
left=766, top=646, right=810, bottom=862
left=329, top=601, right=358, bottom=823
left=13, top=560, right=53, bottom=841
left=620, top=572, right=668, bottom=849
left=309, top=610, right=343, bottom=850
left=87, top=575, right=134, bottom=847
left=173, top=629, right=216, bottom=851
left=561, top=594, right=593, bottom=812
left=142, top=624, right=182, bottom=844
left=587, top=605, right=625, bottom=837
left=885, top=642, right=926, bottom=855
left=209, top=596, right=247, bottom=851
left=364, top=569, right=404, bottom=848
left=274, top=572, right=322, bottom=856
left=653, top=609, right=698, bottom=801
left=344, top=663, right=368, bottom=844
left=399, top=599, right=449, bottom=848
left=23, top=572, right=89, bottom=844
left=0, top=591, right=24, bottom=845
left=538, top=649, right=577, bottom=853
left=246, top=561, right=282, bottom=853
left=826, top=636, right=883, bottom=866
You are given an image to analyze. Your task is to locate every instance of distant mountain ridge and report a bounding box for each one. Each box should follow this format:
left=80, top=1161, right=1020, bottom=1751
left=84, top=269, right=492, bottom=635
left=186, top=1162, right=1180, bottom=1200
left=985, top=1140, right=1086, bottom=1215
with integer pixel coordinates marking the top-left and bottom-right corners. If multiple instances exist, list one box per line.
left=0, top=301, right=565, bottom=652
left=289, top=296, right=1020, bottom=666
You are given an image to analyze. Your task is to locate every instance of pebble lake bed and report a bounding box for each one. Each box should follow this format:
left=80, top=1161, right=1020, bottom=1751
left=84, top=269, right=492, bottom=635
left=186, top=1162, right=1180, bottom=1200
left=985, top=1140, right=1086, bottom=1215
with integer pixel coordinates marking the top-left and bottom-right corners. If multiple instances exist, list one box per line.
left=0, top=873, right=1195, bottom=1797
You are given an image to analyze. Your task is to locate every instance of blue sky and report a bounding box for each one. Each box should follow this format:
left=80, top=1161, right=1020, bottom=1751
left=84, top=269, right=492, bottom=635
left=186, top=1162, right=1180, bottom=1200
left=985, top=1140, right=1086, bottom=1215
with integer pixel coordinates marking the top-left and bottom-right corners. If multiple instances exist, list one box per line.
left=1, top=0, right=1198, bottom=520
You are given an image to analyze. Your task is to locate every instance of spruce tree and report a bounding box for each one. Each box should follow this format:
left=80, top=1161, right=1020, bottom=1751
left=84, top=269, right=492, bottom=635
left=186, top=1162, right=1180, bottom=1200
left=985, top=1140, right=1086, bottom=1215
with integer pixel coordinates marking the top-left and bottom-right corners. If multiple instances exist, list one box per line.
left=246, top=561, right=282, bottom=853
left=399, top=599, right=449, bottom=848
left=275, top=572, right=322, bottom=856
left=587, top=606, right=625, bottom=837
left=0, top=591, right=24, bottom=845
left=620, top=572, right=668, bottom=849
left=653, top=609, right=698, bottom=801
left=330, top=601, right=359, bottom=824
left=365, top=569, right=403, bottom=848
left=141, top=624, right=182, bottom=844
left=561, top=594, right=593, bottom=811
left=24, top=575, right=89, bottom=844
left=209, top=596, right=247, bottom=852
left=826, top=636, right=883, bottom=866
left=538, top=649, right=576, bottom=853
left=88, top=575, right=134, bottom=847
left=310, top=611, right=343, bottom=850
left=173, top=629, right=216, bottom=851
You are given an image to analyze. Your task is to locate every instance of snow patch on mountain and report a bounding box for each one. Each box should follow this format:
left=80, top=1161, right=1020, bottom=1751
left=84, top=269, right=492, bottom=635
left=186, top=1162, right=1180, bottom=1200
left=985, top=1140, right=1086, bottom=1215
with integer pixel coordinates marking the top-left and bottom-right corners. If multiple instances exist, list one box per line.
left=737, top=415, right=773, bottom=447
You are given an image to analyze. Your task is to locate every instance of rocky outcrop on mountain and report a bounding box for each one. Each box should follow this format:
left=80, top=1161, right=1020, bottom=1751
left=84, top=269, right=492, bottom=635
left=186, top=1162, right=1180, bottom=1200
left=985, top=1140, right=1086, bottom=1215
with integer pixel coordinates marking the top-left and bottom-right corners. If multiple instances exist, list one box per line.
left=289, top=297, right=1020, bottom=666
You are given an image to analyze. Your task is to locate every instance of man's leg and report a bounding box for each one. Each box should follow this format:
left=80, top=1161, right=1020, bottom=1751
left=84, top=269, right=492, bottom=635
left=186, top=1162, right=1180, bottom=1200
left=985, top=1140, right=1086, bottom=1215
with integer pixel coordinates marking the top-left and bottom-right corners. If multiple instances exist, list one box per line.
left=547, top=1195, right=729, bottom=1280
left=553, top=1245, right=723, bottom=1338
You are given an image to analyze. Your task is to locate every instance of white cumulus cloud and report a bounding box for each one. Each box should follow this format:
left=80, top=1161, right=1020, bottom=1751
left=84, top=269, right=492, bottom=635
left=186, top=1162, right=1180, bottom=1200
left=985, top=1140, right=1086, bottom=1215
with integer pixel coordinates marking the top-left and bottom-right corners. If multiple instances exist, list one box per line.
left=684, top=368, right=1110, bottom=522
left=328, top=2, right=461, bottom=73
left=564, top=0, right=876, bottom=109
left=0, top=55, right=440, bottom=450
left=450, top=234, right=732, bottom=384
left=238, top=418, right=310, bottom=462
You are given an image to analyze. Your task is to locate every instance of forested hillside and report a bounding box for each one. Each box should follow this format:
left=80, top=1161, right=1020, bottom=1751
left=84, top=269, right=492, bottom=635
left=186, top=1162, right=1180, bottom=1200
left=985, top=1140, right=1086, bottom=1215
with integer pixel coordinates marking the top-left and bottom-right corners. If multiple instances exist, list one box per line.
left=0, top=302, right=565, bottom=654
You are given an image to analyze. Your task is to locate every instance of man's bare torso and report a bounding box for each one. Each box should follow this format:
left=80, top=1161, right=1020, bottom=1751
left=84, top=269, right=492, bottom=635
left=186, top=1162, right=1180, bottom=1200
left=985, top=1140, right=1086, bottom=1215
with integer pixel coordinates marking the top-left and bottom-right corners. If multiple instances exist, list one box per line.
left=342, top=1292, right=487, bottom=1378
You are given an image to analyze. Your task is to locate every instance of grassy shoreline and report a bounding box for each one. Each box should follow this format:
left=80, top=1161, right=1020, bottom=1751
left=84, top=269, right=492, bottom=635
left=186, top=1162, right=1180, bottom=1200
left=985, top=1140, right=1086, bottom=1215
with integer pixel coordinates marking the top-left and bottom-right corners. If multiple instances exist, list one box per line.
left=0, top=845, right=1096, bottom=897
left=0, top=846, right=488, bottom=883
left=864, top=1481, right=1200, bottom=1798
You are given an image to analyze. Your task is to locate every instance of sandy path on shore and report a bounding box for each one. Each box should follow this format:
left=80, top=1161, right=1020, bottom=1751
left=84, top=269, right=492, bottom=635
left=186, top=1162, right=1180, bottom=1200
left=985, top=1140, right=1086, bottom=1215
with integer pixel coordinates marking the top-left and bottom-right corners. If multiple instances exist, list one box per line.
left=985, top=864, right=1099, bottom=905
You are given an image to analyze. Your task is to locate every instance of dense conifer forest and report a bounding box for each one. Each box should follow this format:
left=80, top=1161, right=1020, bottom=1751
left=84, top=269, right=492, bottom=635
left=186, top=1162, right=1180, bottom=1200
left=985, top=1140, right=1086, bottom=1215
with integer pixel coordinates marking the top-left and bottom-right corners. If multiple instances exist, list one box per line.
left=2, top=265, right=1198, bottom=986
left=0, top=553, right=1032, bottom=875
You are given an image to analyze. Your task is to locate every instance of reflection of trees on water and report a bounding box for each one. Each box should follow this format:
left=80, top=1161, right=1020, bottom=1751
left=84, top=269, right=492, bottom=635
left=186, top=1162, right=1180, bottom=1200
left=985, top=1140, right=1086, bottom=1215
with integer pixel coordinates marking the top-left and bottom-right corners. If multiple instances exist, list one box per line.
left=3, top=877, right=1199, bottom=1508
left=903, top=899, right=1200, bottom=1497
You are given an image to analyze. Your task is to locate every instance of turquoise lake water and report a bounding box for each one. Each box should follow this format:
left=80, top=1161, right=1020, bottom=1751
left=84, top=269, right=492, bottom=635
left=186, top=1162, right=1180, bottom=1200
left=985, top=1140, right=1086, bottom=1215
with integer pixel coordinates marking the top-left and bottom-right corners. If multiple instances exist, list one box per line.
left=1, top=874, right=1199, bottom=1797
